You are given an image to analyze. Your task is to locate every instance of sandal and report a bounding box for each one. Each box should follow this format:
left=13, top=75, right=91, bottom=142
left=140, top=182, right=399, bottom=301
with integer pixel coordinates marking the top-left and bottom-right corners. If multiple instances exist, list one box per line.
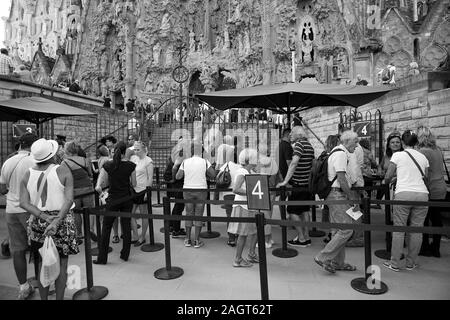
left=247, top=253, right=259, bottom=263
left=331, top=262, right=357, bottom=271
left=112, top=235, right=120, bottom=243
left=233, top=258, right=253, bottom=268
left=314, top=257, right=336, bottom=274
left=227, top=240, right=236, bottom=247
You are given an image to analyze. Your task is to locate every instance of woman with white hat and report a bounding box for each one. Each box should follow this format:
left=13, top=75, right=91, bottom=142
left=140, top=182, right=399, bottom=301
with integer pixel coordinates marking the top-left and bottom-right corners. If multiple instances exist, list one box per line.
left=19, top=138, right=79, bottom=300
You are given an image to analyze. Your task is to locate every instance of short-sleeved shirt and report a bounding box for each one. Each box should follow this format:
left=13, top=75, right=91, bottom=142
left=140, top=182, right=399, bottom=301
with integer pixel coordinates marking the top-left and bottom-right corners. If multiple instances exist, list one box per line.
left=103, top=160, right=136, bottom=197
left=0, top=151, right=35, bottom=213
left=390, top=149, right=429, bottom=195
left=180, top=156, right=211, bottom=189
left=130, top=155, right=153, bottom=193
left=327, top=145, right=351, bottom=188
left=233, top=167, right=250, bottom=209
left=290, top=139, right=314, bottom=186
left=278, top=140, right=293, bottom=179
left=419, top=148, right=446, bottom=199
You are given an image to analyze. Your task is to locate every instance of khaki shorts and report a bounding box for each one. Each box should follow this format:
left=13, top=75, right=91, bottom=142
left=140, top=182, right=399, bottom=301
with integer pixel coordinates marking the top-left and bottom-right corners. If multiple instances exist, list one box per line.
left=6, top=212, right=31, bottom=253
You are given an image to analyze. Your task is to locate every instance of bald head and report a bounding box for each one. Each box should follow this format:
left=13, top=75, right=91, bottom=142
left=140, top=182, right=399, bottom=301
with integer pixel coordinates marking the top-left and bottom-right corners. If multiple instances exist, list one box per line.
left=290, top=125, right=307, bottom=143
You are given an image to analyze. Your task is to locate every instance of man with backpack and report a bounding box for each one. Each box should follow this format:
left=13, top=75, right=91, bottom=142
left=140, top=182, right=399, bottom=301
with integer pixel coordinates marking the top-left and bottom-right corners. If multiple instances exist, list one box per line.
left=277, top=126, right=315, bottom=247
left=314, top=130, right=360, bottom=274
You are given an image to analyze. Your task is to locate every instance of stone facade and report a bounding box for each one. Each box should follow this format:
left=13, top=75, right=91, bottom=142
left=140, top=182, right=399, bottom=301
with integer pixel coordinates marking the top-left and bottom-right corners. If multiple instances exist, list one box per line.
left=4, top=0, right=450, bottom=102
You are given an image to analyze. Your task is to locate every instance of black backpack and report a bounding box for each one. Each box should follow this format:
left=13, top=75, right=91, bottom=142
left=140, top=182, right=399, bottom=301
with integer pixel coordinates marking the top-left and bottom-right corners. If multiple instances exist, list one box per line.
left=163, top=157, right=174, bottom=183
left=308, top=148, right=344, bottom=199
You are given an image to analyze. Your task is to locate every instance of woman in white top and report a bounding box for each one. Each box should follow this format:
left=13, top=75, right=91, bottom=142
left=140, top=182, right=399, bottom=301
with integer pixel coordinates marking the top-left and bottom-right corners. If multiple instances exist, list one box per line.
left=19, top=138, right=79, bottom=300
left=176, top=140, right=216, bottom=248
left=129, top=141, right=154, bottom=246
left=384, top=130, right=429, bottom=272
left=228, top=148, right=259, bottom=268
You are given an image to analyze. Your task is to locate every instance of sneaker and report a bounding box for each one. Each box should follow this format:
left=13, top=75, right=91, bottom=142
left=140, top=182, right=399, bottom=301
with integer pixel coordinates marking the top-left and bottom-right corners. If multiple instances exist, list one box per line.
left=112, top=235, right=120, bottom=243
left=383, top=261, right=400, bottom=272
left=405, top=263, right=419, bottom=271
left=17, top=283, right=34, bottom=300
left=256, top=242, right=272, bottom=249
left=233, top=258, right=253, bottom=267
left=194, top=240, right=204, bottom=248
left=172, top=230, right=187, bottom=238
left=288, top=238, right=311, bottom=247
left=184, top=239, right=192, bottom=247
left=247, top=253, right=259, bottom=263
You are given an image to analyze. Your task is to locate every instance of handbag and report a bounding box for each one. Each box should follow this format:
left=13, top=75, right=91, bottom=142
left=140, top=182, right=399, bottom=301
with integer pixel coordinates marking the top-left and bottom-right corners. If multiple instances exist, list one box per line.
left=216, top=163, right=232, bottom=189
left=27, top=165, right=79, bottom=256
left=404, top=150, right=430, bottom=192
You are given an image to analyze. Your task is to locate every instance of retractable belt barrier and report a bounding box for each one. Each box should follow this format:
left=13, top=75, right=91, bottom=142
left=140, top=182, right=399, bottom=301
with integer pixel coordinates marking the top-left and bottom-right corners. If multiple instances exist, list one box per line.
left=38, top=184, right=450, bottom=300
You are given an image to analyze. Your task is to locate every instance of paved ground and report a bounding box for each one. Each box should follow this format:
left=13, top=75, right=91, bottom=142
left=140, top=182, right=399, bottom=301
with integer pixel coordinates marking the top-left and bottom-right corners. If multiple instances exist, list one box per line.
left=1, top=193, right=449, bottom=300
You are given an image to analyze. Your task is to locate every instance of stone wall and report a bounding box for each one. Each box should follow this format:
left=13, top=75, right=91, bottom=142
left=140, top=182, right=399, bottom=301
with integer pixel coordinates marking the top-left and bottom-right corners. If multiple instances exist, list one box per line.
left=301, top=72, right=450, bottom=167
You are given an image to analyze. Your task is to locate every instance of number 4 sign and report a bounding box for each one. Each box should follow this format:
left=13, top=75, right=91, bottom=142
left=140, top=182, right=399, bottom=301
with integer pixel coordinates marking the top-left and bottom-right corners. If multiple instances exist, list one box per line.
left=245, top=175, right=271, bottom=211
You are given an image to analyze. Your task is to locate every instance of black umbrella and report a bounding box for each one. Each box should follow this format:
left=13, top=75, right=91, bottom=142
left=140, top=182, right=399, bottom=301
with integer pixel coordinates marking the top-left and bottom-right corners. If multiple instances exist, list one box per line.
left=0, top=96, right=96, bottom=124
left=195, top=82, right=392, bottom=116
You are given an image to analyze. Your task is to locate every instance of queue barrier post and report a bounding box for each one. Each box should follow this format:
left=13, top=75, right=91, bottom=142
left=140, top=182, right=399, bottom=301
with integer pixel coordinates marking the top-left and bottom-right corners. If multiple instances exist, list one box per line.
left=154, top=197, right=184, bottom=280
left=350, top=197, right=388, bottom=295
left=272, top=187, right=298, bottom=258
left=142, top=187, right=164, bottom=252
left=256, top=212, right=269, bottom=300
left=91, top=192, right=112, bottom=256
left=152, top=167, right=163, bottom=208
left=73, top=208, right=109, bottom=300
left=375, top=184, right=392, bottom=260
left=200, top=188, right=220, bottom=239
left=309, top=203, right=326, bottom=237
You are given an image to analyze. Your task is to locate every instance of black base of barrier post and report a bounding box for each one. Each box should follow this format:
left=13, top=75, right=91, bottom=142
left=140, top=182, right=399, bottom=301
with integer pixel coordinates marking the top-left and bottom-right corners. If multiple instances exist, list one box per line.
left=142, top=187, right=164, bottom=252
left=351, top=198, right=388, bottom=295
left=374, top=249, right=390, bottom=260
left=73, top=209, right=108, bottom=300
left=154, top=198, right=183, bottom=280
left=272, top=190, right=298, bottom=259
left=200, top=189, right=220, bottom=239
left=309, top=205, right=326, bottom=237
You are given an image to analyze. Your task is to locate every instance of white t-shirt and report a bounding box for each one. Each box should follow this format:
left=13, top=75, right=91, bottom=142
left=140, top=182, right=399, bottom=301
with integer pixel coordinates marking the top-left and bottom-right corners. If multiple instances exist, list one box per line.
left=130, top=155, right=153, bottom=193
left=180, top=156, right=211, bottom=189
left=219, top=161, right=241, bottom=196
left=233, top=167, right=249, bottom=209
left=390, top=149, right=429, bottom=194
left=327, top=145, right=352, bottom=188
left=0, top=151, right=35, bottom=213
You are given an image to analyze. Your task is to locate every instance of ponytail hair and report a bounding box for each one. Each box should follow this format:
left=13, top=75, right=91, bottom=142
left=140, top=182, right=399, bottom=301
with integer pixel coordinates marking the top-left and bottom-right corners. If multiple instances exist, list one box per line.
left=112, top=141, right=127, bottom=171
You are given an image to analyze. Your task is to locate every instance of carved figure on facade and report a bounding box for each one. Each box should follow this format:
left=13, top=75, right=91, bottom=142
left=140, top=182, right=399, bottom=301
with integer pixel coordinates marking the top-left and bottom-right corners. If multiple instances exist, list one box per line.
left=223, top=24, right=230, bottom=51
left=152, top=42, right=162, bottom=66
left=189, top=30, right=196, bottom=53
left=165, top=45, right=174, bottom=67
left=244, top=29, right=251, bottom=55
left=332, top=48, right=349, bottom=79
left=213, top=35, right=224, bottom=55
left=160, top=12, right=171, bottom=37
left=298, top=7, right=316, bottom=63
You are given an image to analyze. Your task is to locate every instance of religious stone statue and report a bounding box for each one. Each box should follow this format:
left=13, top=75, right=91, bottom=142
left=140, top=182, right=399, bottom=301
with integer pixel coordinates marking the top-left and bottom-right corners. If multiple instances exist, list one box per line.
left=223, top=25, right=230, bottom=51
left=244, top=30, right=251, bottom=55
left=238, top=34, right=244, bottom=55
left=160, top=12, right=171, bottom=37
left=144, top=72, right=154, bottom=92
left=165, top=45, right=174, bottom=66
left=152, top=42, right=161, bottom=65
left=212, top=35, right=223, bottom=55
left=189, top=30, right=196, bottom=53
left=299, top=18, right=315, bottom=62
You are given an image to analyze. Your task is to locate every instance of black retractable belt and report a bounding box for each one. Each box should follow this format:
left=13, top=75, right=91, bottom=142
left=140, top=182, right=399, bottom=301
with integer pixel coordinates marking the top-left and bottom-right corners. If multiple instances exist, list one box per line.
left=152, top=167, right=163, bottom=208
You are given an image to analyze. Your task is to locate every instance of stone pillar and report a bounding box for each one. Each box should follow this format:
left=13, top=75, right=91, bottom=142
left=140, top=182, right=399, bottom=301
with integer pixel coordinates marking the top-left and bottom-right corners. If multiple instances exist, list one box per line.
left=261, top=0, right=274, bottom=85
left=125, top=30, right=136, bottom=102
left=413, top=0, right=418, bottom=21
left=53, top=0, right=63, bottom=31
left=204, top=0, right=211, bottom=51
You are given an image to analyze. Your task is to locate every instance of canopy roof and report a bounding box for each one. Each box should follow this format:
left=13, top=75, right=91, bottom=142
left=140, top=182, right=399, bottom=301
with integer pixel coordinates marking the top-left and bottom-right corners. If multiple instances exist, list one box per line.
left=195, top=82, right=392, bottom=114
left=0, top=96, right=96, bottom=124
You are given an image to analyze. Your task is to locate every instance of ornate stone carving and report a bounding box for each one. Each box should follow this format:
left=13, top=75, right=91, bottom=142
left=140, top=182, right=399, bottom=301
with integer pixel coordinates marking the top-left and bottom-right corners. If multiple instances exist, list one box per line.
left=385, top=36, right=402, bottom=54
left=422, top=44, right=447, bottom=70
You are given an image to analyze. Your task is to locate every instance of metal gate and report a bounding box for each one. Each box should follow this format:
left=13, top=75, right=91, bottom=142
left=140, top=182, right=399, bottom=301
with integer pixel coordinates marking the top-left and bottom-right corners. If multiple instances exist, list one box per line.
left=339, top=109, right=383, bottom=164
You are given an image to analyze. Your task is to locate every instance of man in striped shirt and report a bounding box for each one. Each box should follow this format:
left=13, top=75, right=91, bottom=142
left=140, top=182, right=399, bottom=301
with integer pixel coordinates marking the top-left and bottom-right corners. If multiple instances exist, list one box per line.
left=277, top=126, right=315, bottom=247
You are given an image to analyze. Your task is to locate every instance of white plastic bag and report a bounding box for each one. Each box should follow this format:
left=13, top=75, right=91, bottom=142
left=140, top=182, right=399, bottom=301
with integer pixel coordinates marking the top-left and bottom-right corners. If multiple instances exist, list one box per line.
left=39, top=236, right=60, bottom=288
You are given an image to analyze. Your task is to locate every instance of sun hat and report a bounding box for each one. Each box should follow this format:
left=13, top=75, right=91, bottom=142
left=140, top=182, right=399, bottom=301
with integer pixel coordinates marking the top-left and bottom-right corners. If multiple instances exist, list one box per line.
left=31, top=138, right=59, bottom=163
